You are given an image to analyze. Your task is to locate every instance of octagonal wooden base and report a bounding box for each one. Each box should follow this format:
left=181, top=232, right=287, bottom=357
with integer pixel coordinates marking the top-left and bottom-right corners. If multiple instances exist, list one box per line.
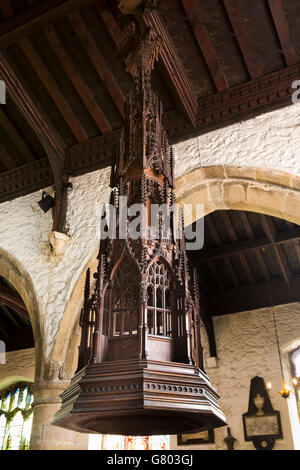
left=53, top=359, right=227, bottom=435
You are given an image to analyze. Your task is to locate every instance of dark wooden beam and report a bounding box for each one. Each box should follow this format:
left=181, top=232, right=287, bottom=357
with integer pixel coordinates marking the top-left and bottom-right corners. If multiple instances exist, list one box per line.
left=0, top=1, right=14, bottom=20
left=0, top=144, right=16, bottom=170
left=220, top=211, right=255, bottom=283
left=0, top=108, right=35, bottom=163
left=200, top=308, right=217, bottom=358
left=260, top=213, right=276, bottom=242
left=0, top=289, right=28, bottom=320
left=267, top=0, right=299, bottom=66
left=98, top=1, right=198, bottom=125
left=19, top=36, right=89, bottom=143
left=0, top=0, right=94, bottom=49
left=294, top=242, right=300, bottom=266
left=57, top=61, right=300, bottom=150
left=239, top=211, right=270, bottom=281
left=44, top=24, right=111, bottom=135
left=180, top=0, right=228, bottom=92
left=222, top=0, right=263, bottom=79
left=4, top=326, right=34, bottom=351
left=0, top=52, right=69, bottom=232
left=143, top=8, right=198, bottom=126
left=0, top=158, right=53, bottom=204
left=95, top=0, right=122, bottom=49
left=0, top=304, right=21, bottom=328
left=208, top=260, right=224, bottom=291
left=0, top=59, right=299, bottom=203
left=224, top=257, right=240, bottom=287
left=0, top=313, right=11, bottom=337
left=66, top=128, right=120, bottom=177
left=68, top=11, right=125, bottom=120
left=211, top=275, right=300, bottom=316
left=188, top=263, right=215, bottom=357
left=206, top=215, right=239, bottom=287
left=196, top=227, right=300, bottom=262
left=0, top=52, right=65, bottom=161
left=205, top=215, right=222, bottom=246
left=260, top=214, right=291, bottom=285
left=190, top=64, right=300, bottom=143
left=274, top=244, right=292, bottom=285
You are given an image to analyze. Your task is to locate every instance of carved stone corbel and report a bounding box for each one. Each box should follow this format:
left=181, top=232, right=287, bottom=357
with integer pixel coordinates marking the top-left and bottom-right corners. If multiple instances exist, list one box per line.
left=48, top=231, right=70, bottom=263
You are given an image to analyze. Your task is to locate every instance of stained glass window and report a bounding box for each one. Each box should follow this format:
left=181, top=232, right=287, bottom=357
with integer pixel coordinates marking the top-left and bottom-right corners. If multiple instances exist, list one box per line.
left=0, top=383, right=33, bottom=450
left=89, top=434, right=170, bottom=450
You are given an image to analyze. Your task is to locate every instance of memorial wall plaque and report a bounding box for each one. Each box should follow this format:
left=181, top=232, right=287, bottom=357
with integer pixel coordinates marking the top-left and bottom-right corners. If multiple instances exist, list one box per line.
left=242, top=376, right=282, bottom=450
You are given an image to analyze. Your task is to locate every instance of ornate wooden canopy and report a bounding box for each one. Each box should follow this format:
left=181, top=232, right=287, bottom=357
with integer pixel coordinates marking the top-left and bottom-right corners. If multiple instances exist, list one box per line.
left=53, top=20, right=226, bottom=436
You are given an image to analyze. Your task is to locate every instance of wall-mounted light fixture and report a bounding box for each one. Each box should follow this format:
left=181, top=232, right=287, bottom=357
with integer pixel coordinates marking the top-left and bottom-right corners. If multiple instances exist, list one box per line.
left=38, top=191, right=55, bottom=213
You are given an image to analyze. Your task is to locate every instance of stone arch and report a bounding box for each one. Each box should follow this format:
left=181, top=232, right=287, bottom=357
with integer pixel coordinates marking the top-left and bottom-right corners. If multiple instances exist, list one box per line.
left=50, top=251, right=99, bottom=380
left=176, top=166, right=300, bottom=224
left=0, top=247, right=42, bottom=379
left=0, top=376, right=34, bottom=392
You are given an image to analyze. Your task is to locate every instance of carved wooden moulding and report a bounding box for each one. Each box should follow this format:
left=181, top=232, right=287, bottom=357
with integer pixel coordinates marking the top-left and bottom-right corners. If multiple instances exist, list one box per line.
left=53, top=19, right=226, bottom=435
left=54, top=360, right=225, bottom=435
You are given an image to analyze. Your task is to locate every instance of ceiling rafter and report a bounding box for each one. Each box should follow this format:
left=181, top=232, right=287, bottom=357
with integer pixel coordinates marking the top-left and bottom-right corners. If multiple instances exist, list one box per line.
left=287, top=221, right=300, bottom=266
left=294, top=242, right=300, bottom=266
left=192, top=210, right=300, bottom=316
left=0, top=2, right=299, bottom=205
left=43, top=24, right=112, bottom=135
left=0, top=304, right=21, bottom=328
left=196, top=226, right=300, bottom=262
left=0, top=1, right=14, bottom=20
left=0, top=314, right=11, bottom=337
left=260, top=214, right=291, bottom=285
left=68, top=10, right=125, bottom=120
left=267, top=0, right=299, bottom=66
left=142, top=7, right=198, bottom=126
left=95, top=0, right=122, bottom=49
left=211, top=275, right=300, bottom=316
left=0, top=144, right=16, bottom=170
left=0, top=52, right=65, bottom=161
left=239, top=211, right=270, bottom=281
left=0, top=51, right=69, bottom=232
left=220, top=211, right=255, bottom=283
left=19, top=36, right=89, bottom=143
left=208, top=259, right=225, bottom=291
left=205, top=215, right=239, bottom=287
left=222, top=0, right=263, bottom=80
left=0, top=0, right=94, bottom=49
left=0, top=287, right=29, bottom=321
left=0, top=107, right=35, bottom=163
left=97, top=1, right=198, bottom=125
left=180, top=0, right=228, bottom=92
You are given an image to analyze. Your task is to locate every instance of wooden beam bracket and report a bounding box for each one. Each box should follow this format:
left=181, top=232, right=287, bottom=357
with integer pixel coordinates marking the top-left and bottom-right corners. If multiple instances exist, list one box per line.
left=142, top=6, right=198, bottom=126
left=200, top=306, right=217, bottom=358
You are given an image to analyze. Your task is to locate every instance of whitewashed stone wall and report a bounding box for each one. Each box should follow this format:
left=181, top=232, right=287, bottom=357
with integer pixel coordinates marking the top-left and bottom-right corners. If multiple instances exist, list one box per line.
left=175, top=102, right=300, bottom=178
left=171, top=303, right=300, bottom=450
left=0, top=167, right=111, bottom=360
